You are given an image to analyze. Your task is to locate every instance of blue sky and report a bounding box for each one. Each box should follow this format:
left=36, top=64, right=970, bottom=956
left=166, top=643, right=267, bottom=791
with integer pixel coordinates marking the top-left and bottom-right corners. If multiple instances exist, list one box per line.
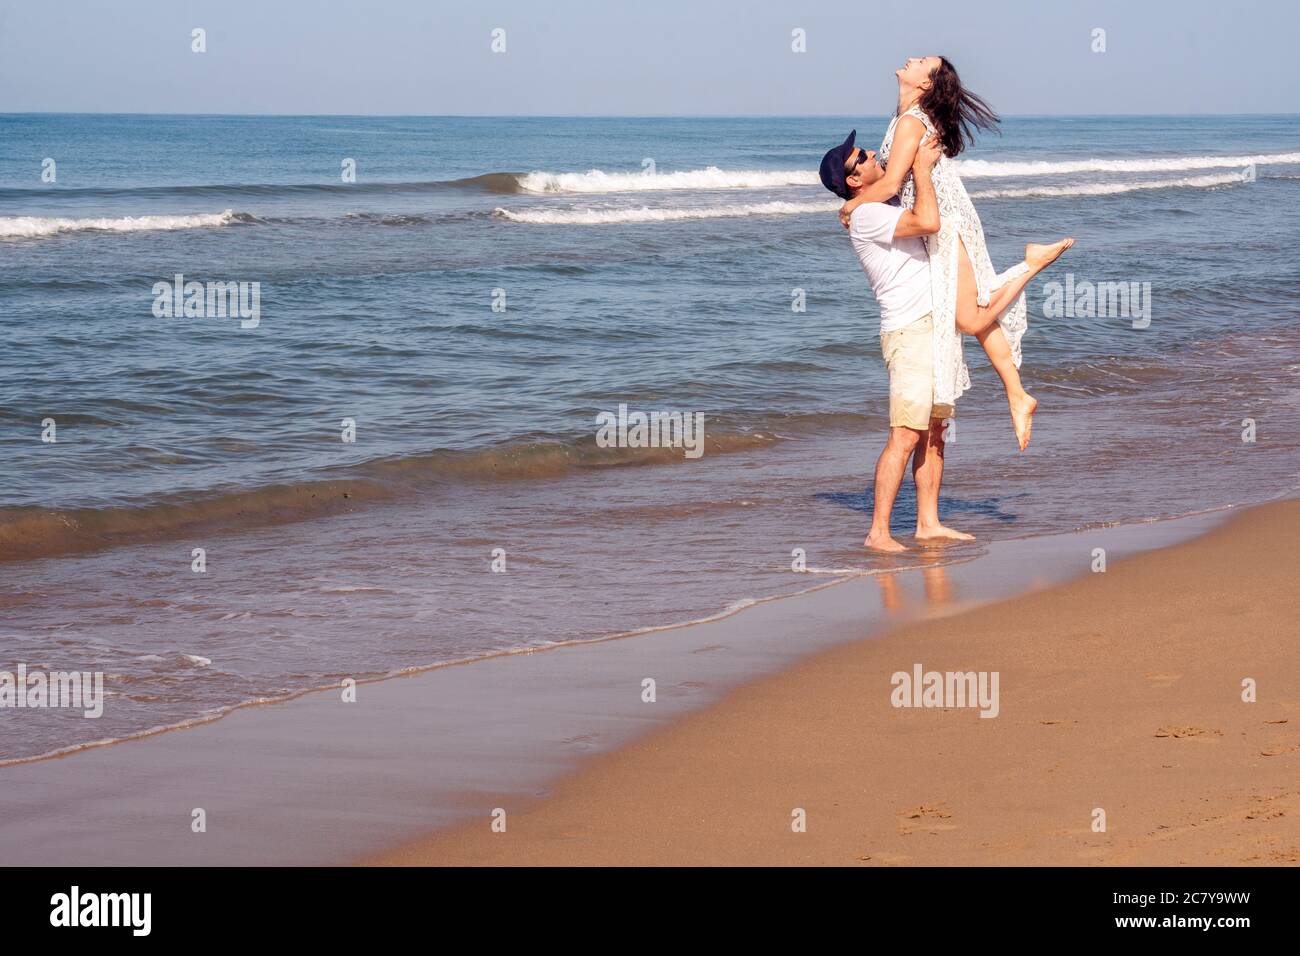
left=1, top=0, right=1296, bottom=115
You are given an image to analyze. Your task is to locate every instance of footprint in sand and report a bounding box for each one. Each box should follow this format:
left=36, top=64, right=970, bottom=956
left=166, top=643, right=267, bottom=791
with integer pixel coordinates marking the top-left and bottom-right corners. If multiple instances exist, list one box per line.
left=1258, top=721, right=1297, bottom=756
left=1154, top=726, right=1223, bottom=740
left=1244, top=794, right=1290, bottom=820
left=1259, top=743, right=1298, bottom=757
left=897, top=803, right=957, bottom=835
left=1243, top=848, right=1300, bottom=864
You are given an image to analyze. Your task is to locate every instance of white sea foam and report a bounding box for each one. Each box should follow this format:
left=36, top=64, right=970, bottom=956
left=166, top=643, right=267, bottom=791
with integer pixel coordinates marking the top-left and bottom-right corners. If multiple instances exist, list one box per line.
left=955, top=151, right=1300, bottom=178
left=495, top=200, right=837, bottom=225
left=969, top=171, right=1249, bottom=199
left=509, top=152, right=1300, bottom=195
left=516, top=167, right=819, bottom=193
left=0, top=209, right=239, bottom=239
left=498, top=168, right=1246, bottom=224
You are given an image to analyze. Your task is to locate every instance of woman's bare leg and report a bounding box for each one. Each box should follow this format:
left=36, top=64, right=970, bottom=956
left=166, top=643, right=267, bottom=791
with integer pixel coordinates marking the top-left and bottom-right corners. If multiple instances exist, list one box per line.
left=976, top=323, right=1036, bottom=449
left=957, top=238, right=1076, bottom=336
left=953, top=236, right=1074, bottom=450
left=953, top=238, right=1037, bottom=450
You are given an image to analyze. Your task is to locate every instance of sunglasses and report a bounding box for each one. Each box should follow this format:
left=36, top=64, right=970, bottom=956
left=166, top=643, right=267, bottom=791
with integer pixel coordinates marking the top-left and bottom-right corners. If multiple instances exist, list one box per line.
left=845, top=148, right=871, bottom=175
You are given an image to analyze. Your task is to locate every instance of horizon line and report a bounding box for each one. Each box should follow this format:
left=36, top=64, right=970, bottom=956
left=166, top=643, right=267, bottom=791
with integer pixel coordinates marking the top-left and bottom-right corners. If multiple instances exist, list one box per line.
left=3, top=110, right=1299, bottom=120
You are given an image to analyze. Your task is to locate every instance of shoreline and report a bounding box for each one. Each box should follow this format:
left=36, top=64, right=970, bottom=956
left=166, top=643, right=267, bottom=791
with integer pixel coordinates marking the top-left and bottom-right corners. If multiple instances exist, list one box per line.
left=0, top=559, right=861, bottom=771
left=370, top=498, right=1300, bottom=866
left=0, top=500, right=1263, bottom=865
left=0, top=499, right=1250, bottom=770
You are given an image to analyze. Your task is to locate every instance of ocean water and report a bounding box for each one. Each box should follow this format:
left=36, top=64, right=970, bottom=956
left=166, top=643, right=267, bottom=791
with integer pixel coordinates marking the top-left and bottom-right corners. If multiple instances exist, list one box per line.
left=1, top=113, right=1297, bottom=762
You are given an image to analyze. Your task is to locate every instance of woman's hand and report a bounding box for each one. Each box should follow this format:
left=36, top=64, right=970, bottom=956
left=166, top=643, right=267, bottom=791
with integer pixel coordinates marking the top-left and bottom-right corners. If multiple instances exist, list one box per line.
left=838, top=199, right=859, bottom=229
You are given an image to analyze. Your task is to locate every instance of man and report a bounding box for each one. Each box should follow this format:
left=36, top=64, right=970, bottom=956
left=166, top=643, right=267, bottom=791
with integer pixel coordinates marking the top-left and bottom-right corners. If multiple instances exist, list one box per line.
left=819, top=130, right=974, bottom=552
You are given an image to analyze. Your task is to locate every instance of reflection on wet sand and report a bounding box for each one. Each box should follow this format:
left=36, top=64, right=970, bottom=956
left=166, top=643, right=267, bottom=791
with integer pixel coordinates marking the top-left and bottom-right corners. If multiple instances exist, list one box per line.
left=923, top=564, right=954, bottom=607
left=875, top=559, right=957, bottom=617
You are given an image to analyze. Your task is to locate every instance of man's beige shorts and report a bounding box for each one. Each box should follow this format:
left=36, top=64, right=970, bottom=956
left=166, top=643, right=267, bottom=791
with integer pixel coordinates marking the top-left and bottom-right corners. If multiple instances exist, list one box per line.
left=880, top=313, right=954, bottom=430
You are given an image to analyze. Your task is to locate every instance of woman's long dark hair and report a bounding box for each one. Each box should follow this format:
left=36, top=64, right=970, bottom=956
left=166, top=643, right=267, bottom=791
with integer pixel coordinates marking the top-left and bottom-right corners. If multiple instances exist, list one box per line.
left=918, top=57, right=1000, bottom=158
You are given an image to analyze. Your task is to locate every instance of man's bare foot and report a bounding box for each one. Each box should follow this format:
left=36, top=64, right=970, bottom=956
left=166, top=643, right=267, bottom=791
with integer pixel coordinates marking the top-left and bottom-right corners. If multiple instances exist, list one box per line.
left=864, top=532, right=908, bottom=553
left=915, top=525, right=976, bottom=542
left=1011, top=391, right=1038, bottom=451
left=1025, top=237, right=1074, bottom=272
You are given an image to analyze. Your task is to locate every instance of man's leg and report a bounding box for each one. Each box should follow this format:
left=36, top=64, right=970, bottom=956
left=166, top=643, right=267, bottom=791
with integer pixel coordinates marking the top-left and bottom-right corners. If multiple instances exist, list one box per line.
left=864, top=425, right=923, bottom=552
left=913, top=416, right=975, bottom=542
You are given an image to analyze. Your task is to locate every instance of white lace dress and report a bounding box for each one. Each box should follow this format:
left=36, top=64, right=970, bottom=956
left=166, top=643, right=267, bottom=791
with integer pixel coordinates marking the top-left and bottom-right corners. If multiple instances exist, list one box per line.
left=877, top=105, right=1030, bottom=406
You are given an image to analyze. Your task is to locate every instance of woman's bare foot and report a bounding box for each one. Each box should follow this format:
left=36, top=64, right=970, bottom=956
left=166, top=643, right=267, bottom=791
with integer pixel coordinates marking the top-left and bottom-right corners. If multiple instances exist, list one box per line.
left=1025, top=237, right=1074, bottom=272
left=864, top=532, right=908, bottom=553
left=915, top=525, right=975, bottom=543
left=1011, top=392, right=1038, bottom=451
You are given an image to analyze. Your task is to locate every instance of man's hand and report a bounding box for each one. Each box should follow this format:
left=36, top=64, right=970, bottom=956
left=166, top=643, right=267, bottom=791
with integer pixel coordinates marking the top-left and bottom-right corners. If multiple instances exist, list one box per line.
left=913, top=135, right=942, bottom=173
left=895, top=135, right=942, bottom=238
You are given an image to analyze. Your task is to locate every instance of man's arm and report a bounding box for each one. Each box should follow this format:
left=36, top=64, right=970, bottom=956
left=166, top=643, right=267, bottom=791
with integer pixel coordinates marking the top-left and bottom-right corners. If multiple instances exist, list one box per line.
left=892, top=137, right=942, bottom=239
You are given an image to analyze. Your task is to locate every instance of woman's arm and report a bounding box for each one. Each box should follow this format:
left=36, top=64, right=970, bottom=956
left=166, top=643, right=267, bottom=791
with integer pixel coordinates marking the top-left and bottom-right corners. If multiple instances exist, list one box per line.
left=891, top=139, right=942, bottom=238
left=838, top=115, right=926, bottom=226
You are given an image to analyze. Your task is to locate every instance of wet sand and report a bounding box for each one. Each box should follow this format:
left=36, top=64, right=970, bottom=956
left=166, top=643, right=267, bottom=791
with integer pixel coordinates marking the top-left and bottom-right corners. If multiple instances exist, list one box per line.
left=372, top=498, right=1300, bottom=866
left=0, top=503, right=1238, bottom=865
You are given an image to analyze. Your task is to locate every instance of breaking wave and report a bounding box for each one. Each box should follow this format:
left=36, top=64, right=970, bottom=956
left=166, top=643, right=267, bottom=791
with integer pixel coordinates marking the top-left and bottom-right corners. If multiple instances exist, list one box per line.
left=969, top=171, right=1250, bottom=198
left=955, top=151, right=1300, bottom=178
left=0, top=209, right=249, bottom=239
left=495, top=200, right=837, bottom=224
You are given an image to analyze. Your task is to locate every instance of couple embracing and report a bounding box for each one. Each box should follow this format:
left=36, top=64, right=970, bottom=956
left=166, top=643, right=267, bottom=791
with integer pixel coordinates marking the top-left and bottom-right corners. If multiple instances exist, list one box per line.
left=820, top=56, right=1074, bottom=552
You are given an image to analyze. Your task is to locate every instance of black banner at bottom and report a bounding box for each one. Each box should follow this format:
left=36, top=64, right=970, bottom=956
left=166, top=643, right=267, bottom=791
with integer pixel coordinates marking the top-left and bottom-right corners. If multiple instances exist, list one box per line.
left=2, top=865, right=1286, bottom=941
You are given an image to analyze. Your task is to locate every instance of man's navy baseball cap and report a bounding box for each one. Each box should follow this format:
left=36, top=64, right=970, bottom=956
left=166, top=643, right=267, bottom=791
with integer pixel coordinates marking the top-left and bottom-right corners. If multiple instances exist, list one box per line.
left=819, top=129, right=857, bottom=200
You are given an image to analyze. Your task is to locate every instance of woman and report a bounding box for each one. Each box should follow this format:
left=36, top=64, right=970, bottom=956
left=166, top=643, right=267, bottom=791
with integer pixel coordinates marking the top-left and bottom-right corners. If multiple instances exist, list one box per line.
left=840, top=56, right=1074, bottom=450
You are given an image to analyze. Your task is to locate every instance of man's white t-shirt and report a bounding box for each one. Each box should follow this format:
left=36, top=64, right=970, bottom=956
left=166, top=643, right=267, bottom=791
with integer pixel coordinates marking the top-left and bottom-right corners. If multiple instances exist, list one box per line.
left=849, top=202, right=933, bottom=334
